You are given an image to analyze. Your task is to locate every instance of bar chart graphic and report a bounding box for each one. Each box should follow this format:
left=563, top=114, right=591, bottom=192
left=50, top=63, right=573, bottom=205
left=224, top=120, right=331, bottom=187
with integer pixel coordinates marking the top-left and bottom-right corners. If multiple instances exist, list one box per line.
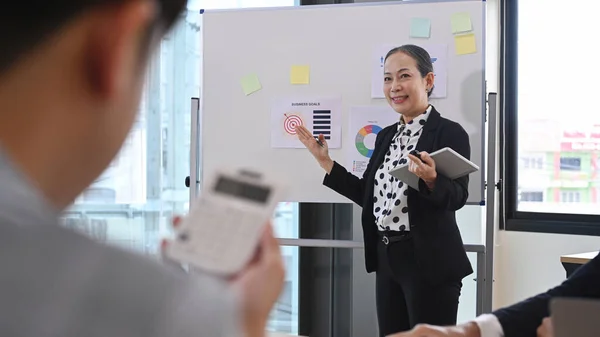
left=312, top=110, right=332, bottom=140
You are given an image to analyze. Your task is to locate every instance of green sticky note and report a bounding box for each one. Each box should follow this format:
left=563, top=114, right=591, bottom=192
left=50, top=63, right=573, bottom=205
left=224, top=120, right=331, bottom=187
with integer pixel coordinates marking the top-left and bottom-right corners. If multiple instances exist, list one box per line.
left=451, top=12, right=473, bottom=34
left=240, top=73, right=262, bottom=96
left=410, top=18, right=431, bottom=38
left=454, top=33, right=477, bottom=55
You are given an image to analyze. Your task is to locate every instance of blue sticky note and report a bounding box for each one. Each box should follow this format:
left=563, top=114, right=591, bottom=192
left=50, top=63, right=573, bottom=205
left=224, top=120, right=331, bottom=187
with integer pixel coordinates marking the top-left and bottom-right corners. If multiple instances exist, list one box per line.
left=410, top=18, right=431, bottom=38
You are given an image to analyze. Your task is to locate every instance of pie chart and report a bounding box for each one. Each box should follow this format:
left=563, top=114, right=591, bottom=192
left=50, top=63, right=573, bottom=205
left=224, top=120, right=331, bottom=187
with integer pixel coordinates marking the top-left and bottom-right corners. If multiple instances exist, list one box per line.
left=355, top=124, right=382, bottom=157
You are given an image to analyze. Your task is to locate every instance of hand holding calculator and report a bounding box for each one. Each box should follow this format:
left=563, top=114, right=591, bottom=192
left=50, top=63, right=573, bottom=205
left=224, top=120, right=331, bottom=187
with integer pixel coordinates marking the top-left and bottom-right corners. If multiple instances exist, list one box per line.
left=165, top=168, right=287, bottom=276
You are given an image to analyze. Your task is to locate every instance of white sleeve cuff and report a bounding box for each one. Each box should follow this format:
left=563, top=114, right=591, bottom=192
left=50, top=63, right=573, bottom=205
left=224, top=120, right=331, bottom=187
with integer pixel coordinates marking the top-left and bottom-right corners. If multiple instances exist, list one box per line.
left=473, top=314, right=504, bottom=337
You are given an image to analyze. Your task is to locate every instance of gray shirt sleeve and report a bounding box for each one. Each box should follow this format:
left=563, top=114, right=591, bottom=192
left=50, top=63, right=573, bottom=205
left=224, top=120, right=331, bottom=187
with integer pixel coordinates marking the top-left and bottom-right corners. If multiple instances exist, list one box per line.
left=0, top=223, right=242, bottom=337
left=156, top=272, right=242, bottom=337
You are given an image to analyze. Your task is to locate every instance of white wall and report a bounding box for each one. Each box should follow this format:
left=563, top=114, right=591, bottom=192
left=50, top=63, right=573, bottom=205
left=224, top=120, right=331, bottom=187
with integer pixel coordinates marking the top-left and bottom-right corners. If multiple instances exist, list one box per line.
left=493, top=231, right=600, bottom=308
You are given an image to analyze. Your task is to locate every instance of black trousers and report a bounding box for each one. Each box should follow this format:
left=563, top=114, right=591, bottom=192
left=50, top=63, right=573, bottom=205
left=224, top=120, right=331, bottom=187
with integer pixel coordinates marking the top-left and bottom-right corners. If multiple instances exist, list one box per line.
left=375, top=234, right=462, bottom=337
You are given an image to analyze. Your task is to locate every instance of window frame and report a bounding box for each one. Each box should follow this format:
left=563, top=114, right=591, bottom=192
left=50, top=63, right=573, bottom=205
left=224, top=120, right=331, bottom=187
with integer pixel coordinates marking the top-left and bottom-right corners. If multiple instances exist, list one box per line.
left=501, top=0, right=600, bottom=236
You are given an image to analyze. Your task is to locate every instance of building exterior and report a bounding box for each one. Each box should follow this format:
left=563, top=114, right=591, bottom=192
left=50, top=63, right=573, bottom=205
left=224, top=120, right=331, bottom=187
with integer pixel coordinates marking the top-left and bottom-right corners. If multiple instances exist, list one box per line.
left=518, top=119, right=600, bottom=214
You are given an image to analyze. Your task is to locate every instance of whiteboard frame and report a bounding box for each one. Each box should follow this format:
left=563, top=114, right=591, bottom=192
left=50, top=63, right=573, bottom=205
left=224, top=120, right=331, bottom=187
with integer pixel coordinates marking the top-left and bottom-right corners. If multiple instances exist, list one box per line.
left=198, top=0, right=484, bottom=14
left=198, top=0, right=487, bottom=205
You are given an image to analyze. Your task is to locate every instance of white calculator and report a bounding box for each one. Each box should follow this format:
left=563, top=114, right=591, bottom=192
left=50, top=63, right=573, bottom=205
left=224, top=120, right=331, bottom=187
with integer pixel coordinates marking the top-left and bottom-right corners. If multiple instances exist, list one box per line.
left=166, top=168, right=286, bottom=276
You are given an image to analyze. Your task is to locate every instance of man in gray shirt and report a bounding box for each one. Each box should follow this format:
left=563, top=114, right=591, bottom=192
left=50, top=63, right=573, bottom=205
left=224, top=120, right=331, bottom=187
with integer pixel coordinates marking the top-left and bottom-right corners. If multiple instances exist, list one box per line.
left=0, top=1, right=285, bottom=337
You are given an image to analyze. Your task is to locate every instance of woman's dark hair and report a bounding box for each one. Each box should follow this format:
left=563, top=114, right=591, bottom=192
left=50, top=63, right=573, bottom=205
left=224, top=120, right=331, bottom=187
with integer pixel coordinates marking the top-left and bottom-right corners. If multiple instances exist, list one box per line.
left=384, top=44, right=435, bottom=97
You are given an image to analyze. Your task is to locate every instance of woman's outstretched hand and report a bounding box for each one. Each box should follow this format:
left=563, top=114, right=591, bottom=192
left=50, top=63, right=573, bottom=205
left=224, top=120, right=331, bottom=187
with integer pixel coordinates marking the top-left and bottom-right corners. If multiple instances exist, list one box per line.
left=296, top=125, right=334, bottom=173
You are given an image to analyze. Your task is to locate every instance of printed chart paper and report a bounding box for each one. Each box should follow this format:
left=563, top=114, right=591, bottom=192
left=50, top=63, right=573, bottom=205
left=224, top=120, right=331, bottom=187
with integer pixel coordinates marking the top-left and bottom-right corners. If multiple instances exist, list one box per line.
left=271, top=96, right=342, bottom=149
left=371, top=43, right=448, bottom=99
left=346, top=106, right=399, bottom=177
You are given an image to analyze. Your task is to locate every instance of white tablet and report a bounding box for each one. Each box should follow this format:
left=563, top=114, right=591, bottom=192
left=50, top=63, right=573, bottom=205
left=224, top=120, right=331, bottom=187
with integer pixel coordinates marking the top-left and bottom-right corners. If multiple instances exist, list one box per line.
left=388, top=147, right=479, bottom=190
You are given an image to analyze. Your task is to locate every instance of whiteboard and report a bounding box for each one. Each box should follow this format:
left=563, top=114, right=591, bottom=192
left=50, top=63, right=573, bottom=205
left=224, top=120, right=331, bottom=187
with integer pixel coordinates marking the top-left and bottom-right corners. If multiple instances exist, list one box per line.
left=201, top=0, right=486, bottom=204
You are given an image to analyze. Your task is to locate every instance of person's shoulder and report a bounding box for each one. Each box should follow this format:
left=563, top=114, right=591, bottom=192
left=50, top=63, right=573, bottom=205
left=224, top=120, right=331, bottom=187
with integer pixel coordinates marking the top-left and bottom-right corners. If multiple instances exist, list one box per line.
left=434, top=111, right=464, bottom=130
left=383, top=122, right=398, bottom=132
left=373, top=123, right=398, bottom=149
left=0, top=223, right=235, bottom=336
left=435, top=112, right=468, bottom=137
left=378, top=123, right=398, bottom=138
left=3, top=222, right=195, bottom=292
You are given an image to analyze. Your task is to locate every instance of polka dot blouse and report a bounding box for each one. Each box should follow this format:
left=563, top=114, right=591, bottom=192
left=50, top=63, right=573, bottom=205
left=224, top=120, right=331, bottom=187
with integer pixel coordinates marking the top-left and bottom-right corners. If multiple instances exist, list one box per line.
left=373, top=105, right=431, bottom=232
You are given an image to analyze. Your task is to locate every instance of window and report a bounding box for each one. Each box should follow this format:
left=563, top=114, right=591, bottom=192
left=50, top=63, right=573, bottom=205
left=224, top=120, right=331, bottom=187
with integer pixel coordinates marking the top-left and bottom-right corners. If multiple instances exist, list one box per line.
left=559, top=157, right=581, bottom=171
left=81, top=188, right=116, bottom=203
left=560, top=191, right=581, bottom=203
left=520, top=191, right=543, bottom=202
left=503, top=1, right=600, bottom=234
left=522, top=156, right=543, bottom=170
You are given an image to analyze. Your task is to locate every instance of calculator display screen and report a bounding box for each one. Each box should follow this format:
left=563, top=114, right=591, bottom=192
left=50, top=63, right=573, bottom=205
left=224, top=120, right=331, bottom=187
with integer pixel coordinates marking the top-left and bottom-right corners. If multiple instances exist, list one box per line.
left=214, top=176, right=271, bottom=203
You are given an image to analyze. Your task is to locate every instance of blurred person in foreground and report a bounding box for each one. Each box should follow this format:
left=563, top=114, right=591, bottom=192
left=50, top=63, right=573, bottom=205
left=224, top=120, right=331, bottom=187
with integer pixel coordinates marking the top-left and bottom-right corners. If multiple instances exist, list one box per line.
left=0, top=1, right=284, bottom=336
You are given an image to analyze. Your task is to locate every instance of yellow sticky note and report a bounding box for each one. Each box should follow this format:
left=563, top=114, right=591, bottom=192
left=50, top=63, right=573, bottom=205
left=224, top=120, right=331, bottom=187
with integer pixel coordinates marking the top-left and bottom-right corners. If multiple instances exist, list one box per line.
left=454, top=33, right=477, bottom=55
left=240, top=73, right=262, bottom=96
left=451, top=12, right=472, bottom=34
left=290, top=65, right=310, bottom=84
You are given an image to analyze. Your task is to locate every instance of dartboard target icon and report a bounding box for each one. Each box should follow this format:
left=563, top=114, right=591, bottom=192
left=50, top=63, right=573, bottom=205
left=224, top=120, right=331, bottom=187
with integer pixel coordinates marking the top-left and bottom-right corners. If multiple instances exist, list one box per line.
left=283, top=113, right=303, bottom=135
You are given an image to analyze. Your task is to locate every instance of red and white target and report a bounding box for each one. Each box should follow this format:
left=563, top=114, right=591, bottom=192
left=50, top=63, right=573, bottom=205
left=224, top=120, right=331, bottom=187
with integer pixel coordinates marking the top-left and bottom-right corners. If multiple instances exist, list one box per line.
left=283, top=113, right=303, bottom=135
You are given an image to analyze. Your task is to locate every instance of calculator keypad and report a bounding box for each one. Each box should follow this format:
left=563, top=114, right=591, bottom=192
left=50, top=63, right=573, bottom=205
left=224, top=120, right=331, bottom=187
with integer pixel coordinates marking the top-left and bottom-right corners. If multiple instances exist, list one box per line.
left=174, top=201, right=265, bottom=274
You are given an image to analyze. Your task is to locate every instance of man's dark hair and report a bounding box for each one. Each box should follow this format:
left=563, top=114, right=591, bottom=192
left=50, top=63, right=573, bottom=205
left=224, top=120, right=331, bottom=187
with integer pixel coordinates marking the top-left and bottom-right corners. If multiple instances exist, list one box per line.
left=0, top=0, right=187, bottom=74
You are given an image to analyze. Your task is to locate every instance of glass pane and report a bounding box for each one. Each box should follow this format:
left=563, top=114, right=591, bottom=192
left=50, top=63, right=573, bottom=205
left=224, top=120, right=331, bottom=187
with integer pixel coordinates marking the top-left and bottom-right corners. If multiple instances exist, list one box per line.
left=269, top=246, right=300, bottom=334
left=517, top=1, right=600, bottom=215
left=271, top=203, right=300, bottom=333
left=274, top=202, right=300, bottom=238
left=457, top=251, right=478, bottom=324
left=64, top=8, right=202, bottom=255
left=59, top=211, right=173, bottom=257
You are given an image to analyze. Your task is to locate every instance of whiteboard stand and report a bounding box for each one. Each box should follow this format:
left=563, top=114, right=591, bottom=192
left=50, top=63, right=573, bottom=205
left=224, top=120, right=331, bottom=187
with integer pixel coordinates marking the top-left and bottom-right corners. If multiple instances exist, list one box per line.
left=482, top=92, right=498, bottom=313
left=189, top=97, right=200, bottom=202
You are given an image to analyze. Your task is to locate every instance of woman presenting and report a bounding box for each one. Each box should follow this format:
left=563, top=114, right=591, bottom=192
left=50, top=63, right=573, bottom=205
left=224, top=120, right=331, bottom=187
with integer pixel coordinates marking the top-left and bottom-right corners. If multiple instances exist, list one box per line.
left=297, top=44, right=473, bottom=336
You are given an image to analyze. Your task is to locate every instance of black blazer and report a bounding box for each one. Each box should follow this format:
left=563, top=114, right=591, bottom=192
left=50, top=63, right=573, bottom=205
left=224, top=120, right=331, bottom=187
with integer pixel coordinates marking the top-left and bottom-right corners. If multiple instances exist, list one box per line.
left=494, top=251, right=600, bottom=337
left=323, top=106, right=473, bottom=284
